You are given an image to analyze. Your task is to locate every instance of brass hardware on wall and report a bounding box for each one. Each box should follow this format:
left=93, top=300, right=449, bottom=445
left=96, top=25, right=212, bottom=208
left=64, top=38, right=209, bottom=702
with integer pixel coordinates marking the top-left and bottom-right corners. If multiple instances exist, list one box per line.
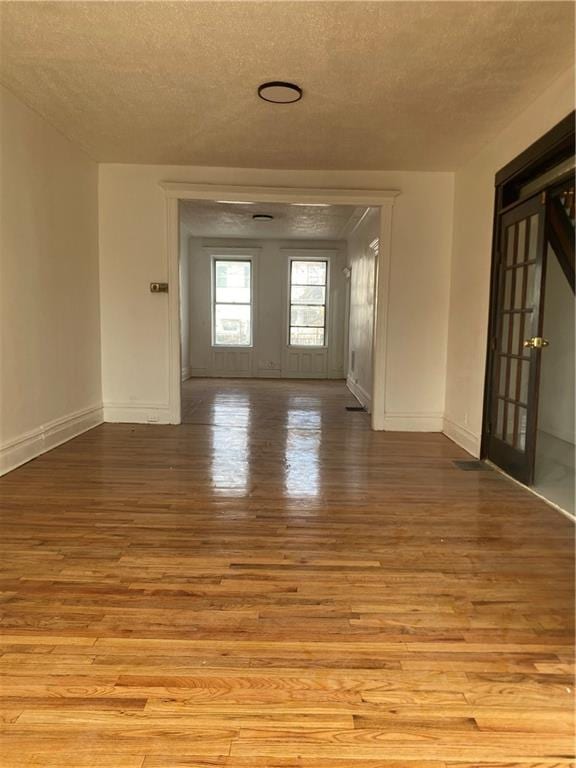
left=523, top=336, right=549, bottom=349
left=150, top=282, right=168, bottom=293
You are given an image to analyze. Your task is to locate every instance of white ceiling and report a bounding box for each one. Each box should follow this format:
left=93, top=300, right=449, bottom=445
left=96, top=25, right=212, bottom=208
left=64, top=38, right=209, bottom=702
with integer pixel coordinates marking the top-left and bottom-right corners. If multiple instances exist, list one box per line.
left=0, top=2, right=574, bottom=170
left=180, top=200, right=361, bottom=240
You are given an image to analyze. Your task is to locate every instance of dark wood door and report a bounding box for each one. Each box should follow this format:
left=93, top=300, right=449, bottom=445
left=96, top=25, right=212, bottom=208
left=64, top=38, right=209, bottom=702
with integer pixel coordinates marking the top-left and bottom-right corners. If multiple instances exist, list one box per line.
left=486, top=194, right=547, bottom=484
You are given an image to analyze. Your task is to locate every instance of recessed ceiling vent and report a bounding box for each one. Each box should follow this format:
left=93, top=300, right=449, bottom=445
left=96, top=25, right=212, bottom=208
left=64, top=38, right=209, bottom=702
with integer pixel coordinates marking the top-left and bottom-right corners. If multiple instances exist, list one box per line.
left=257, top=81, right=302, bottom=104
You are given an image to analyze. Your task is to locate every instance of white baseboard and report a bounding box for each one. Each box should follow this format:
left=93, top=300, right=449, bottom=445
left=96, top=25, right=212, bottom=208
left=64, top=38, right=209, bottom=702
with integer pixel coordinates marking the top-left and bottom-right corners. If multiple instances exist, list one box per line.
left=346, top=376, right=371, bottom=412
left=103, top=402, right=171, bottom=424
left=0, top=404, right=103, bottom=476
left=181, top=366, right=192, bottom=382
left=443, top=416, right=481, bottom=457
left=257, top=368, right=282, bottom=378
left=381, top=412, right=444, bottom=432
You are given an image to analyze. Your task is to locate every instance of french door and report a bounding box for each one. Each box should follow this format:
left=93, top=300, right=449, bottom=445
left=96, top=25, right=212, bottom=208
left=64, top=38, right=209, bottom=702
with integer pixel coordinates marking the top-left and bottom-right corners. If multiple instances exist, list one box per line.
left=485, top=194, right=547, bottom=484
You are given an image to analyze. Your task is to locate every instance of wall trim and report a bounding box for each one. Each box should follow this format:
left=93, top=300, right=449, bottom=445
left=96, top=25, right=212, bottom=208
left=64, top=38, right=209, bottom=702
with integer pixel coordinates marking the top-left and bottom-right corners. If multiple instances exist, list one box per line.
left=163, top=183, right=399, bottom=426
left=443, top=416, right=481, bottom=457
left=181, top=366, right=192, bottom=382
left=189, top=367, right=209, bottom=377
left=382, top=411, right=444, bottom=432
left=103, top=402, right=171, bottom=424
left=0, top=404, right=103, bottom=476
left=256, top=368, right=282, bottom=379
left=347, top=376, right=371, bottom=412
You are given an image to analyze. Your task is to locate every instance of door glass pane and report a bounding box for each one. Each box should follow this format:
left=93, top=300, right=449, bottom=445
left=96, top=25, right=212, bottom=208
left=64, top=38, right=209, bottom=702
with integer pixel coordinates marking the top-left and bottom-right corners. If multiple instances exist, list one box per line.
left=498, top=356, right=508, bottom=396
left=505, top=224, right=516, bottom=266
left=511, top=313, right=522, bottom=355
left=517, top=407, right=527, bottom=452
left=496, top=398, right=505, bottom=439
left=516, top=219, right=527, bottom=263
left=519, top=360, right=530, bottom=404
left=508, top=358, right=518, bottom=400
left=514, top=267, right=525, bottom=309
left=525, top=265, right=536, bottom=307
left=503, top=268, right=514, bottom=309
left=505, top=403, right=516, bottom=446
left=527, top=214, right=539, bottom=261
left=500, top=314, right=510, bottom=352
left=214, top=304, right=251, bottom=346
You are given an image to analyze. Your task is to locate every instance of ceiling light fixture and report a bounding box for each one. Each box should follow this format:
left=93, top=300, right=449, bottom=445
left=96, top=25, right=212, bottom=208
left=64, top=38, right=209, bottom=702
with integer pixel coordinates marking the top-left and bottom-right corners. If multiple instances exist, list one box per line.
left=252, top=214, right=274, bottom=221
left=258, top=81, right=303, bottom=104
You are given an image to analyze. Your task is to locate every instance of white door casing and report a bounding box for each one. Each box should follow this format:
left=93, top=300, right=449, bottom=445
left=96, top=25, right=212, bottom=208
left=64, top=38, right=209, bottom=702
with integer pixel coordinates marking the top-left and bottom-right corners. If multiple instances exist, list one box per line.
left=163, top=183, right=399, bottom=428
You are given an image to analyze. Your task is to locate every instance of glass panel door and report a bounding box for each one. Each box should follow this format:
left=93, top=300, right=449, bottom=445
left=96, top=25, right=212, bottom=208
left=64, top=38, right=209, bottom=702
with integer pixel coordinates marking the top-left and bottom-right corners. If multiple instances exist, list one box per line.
left=486, top=194, right=547, bottom=484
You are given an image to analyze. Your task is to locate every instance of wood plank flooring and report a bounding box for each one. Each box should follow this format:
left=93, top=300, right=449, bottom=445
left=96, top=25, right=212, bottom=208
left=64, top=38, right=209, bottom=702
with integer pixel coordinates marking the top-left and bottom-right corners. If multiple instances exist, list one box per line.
left=0, top=378, right=574, bottom=767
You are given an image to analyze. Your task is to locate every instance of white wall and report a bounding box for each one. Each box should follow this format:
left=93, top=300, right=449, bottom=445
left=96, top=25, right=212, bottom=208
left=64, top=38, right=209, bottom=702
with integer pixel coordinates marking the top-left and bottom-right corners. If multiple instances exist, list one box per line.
left=444, top=68, right=575, bottom=456
left=184, top=236, right=347, bottom=380
left=538, top=245, right=575, bottom=445
left=0, top=85, right=102, bottom=474
left=99, top=165, right=453, bottom=426
left=346, top=209, right=380, bottom=410
left=179, top=229, right=191, bottom=381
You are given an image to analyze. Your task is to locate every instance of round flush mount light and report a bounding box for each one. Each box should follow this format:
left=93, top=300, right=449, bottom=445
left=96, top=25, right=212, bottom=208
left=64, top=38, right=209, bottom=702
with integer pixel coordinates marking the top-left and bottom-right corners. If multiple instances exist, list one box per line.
left=257, top=81, right=303, bottom=104
left=252, top=214, right=274, bottom=221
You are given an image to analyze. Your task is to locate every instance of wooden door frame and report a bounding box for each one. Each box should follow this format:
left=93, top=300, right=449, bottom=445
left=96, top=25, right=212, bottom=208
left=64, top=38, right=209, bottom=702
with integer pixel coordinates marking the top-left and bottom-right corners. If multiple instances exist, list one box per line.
left=481, top=111, right=575, bottom=466
left=161, top=182, right=400, bottom=429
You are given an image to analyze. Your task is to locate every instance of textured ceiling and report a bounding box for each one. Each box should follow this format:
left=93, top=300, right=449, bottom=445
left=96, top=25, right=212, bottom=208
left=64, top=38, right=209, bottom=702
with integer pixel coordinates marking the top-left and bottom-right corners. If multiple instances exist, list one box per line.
left=0, top=1, right=574, bottom=170
left=180, top=201, right=359, bottom=240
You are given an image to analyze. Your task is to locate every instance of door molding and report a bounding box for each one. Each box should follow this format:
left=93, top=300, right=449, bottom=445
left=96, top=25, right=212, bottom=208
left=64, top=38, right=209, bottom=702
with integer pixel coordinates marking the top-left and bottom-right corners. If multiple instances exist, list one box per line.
left=163, top=183, right=400, bottom=429
left=482, top=111, right=575, bottom=473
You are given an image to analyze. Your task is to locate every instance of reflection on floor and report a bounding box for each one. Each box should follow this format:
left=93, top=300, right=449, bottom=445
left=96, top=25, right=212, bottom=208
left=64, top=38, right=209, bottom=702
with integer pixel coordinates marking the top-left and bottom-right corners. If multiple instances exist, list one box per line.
left=534, top=429, right=575, bottom=516
left=0, top=378, right=573, bottom=765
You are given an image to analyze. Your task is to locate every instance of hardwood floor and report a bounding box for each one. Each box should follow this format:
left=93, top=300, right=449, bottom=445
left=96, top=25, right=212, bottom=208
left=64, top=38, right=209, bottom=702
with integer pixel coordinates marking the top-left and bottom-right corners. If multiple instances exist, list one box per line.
left=0, top=378, right=574, bottom=767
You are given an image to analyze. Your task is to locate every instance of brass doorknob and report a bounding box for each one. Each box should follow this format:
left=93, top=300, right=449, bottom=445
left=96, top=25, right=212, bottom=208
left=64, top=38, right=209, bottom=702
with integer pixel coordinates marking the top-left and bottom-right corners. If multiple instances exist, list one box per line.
left=523, top=337, right=549, bottom=349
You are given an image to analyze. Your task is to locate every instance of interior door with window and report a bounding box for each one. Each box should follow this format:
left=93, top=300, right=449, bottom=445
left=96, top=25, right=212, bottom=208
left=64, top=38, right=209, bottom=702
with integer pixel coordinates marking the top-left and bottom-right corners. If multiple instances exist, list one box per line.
left=486, top=194, right=547, bottom=484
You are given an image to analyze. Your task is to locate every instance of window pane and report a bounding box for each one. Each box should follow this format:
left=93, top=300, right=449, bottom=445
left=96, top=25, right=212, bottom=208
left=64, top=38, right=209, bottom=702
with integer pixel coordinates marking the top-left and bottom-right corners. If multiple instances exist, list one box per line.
left=214, top=304, right=251, bottom=346
left=291, top=305, right=325, bottom=327
left=215, top=260, right=251, bottom=303
left=291, top=261, right=327, bottom=286
left=291, top=285, right=326, bottom=304
left=290, top=327, right=325, bottom=346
